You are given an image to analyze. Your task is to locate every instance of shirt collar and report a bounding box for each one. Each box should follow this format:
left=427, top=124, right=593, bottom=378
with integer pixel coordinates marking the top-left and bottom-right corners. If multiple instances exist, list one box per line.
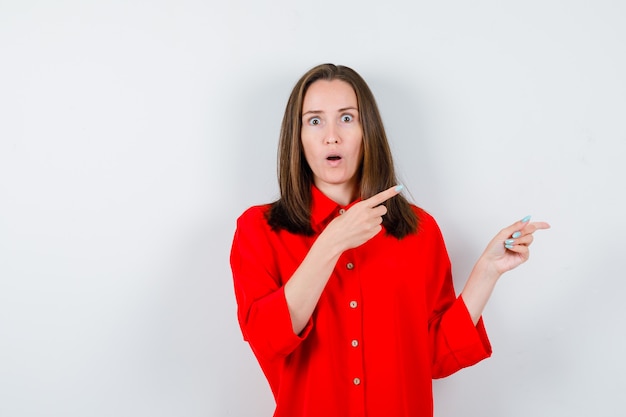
left=310, top=185, right=361, bottom=232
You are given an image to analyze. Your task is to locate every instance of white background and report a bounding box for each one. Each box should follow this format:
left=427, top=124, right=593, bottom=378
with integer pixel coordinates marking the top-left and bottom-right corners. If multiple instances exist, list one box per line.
left=1, top=1, right=625, bottom=416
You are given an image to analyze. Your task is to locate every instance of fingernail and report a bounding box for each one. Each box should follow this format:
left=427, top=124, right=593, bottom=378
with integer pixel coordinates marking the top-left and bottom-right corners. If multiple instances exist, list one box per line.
left=505, top=239, right=515, bottom=245
left=395, top=184, right=404, bottom=192
left=521, top=215, right=531, bottom=223
left=512, top=231, right=522, bottom=238
left=505, top=244, right=514, bottom=250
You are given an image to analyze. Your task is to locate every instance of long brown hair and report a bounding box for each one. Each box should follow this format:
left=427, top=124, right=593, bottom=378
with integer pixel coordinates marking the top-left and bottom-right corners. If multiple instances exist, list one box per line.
left=267, top=63, right=418, bottom=239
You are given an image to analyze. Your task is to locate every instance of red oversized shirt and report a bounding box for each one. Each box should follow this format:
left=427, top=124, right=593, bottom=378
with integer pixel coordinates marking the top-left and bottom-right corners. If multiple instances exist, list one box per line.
left=230, top=186, right=492, bottom=417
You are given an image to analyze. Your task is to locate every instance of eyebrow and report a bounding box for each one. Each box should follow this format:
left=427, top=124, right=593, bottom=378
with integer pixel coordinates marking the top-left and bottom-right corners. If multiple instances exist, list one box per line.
left=302, top=106, right=359, bottom=117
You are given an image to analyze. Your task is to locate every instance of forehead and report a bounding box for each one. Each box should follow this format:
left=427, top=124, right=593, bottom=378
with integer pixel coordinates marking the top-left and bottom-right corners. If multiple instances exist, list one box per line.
left=302, top=79, right=358, bottom=111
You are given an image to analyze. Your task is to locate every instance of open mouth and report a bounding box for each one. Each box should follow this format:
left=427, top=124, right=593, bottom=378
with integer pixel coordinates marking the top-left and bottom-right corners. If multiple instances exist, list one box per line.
left=327, top=155, right=341, bottom=161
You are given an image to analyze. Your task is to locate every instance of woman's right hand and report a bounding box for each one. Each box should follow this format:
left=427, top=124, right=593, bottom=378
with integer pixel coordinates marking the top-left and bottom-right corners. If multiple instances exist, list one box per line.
left=322, top=185, right=402, bottom=253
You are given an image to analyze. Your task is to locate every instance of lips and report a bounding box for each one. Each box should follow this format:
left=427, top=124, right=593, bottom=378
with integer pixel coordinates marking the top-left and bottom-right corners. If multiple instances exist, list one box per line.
left=325, top=153, right=343, bottom=167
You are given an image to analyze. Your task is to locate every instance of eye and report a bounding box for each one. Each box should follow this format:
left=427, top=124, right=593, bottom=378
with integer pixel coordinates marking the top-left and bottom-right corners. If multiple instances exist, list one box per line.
left=341, top=114, right=354, bottom=123
left=308, top=117, right=321, bottom=126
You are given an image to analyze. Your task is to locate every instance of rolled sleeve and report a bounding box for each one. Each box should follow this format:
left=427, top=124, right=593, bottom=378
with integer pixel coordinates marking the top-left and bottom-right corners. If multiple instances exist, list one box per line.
left=433, top=295, right=492, bottom=378
left=231, top=207, right=311, bottom=362
left=420, top=210, right=492, bottom=379
left=244, top=286, right=313, bottom=360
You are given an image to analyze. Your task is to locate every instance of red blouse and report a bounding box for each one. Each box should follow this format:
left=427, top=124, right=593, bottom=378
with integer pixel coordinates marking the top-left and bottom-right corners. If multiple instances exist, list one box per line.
left=230, top=186, right=492, bottom=417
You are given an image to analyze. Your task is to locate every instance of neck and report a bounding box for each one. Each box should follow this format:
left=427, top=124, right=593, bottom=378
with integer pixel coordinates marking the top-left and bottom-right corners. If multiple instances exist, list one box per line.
left=316, top=181, right=358, bottom=206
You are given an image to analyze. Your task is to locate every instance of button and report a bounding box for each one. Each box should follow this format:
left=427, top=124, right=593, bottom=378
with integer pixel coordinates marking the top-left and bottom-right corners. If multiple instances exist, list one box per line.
left=339, top=208, right=346, bottom=215
left=346, top=262, right=354, bottom=270
left=353, top=377, right=361, bottom=385
left=349, top=301, right=358, bottom=308
left=351, top=339, right=359, bottom=347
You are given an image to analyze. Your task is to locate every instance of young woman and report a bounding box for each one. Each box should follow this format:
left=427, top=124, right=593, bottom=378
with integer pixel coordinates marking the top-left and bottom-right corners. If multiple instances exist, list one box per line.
left=230, top=63, right=549, bottom=417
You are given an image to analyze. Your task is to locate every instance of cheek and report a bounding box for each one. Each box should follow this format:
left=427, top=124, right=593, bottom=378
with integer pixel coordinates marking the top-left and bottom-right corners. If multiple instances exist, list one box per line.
left=300, top=129, right=316, bottom=151
left=352, top=132, right=364, bottom=157
left=300, top=139, right=316, bottom=165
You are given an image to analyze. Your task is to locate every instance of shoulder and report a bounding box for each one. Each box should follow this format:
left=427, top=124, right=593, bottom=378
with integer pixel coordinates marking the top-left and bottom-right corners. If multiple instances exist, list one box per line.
left=410, top=204, right=437, bottom=228
left=405, top=205, right=450, bottom=263
left=409, top=205, right=444, bottom=240
left=236, top=204, right=272, bottom=228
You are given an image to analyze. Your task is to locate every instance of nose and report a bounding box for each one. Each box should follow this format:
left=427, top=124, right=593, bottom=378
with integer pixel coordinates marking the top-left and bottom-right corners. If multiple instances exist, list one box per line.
left=325, top=124, right=339, bottom=144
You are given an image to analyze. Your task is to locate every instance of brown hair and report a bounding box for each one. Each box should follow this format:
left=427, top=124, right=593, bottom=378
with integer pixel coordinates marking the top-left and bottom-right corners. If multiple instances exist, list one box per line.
left=267, top=63, right=418, bottom=239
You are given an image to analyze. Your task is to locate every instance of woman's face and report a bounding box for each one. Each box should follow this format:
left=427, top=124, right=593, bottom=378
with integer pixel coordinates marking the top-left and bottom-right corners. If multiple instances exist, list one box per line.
left=301, top=79, right=363, bottom=202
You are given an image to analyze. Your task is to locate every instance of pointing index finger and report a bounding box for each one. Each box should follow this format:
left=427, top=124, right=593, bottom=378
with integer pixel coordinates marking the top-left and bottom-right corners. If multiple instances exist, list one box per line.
left=365, top=185, right=403, bottom=207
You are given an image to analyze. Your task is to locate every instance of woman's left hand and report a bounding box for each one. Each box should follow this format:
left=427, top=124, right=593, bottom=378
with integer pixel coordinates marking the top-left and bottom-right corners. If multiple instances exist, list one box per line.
left=480, top=216, right=551, bottom=276
left=462, top=216, right=551, bottom=324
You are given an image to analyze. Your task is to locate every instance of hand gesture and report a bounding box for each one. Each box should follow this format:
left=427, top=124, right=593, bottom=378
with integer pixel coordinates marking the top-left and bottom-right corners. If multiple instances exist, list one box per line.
left=321, top=185, right=402, bottom=253
left=480, top=216, right=551, bottom=276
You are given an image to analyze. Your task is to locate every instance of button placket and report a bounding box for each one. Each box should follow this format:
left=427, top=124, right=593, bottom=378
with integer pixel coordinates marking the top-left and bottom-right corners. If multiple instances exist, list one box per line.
left=341, top=250, right=364, bottom=413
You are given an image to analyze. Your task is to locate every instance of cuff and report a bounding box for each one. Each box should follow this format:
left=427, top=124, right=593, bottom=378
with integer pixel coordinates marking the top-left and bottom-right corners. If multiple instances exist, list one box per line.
left=246, top=286, right=313, bottom=361
left=440, top=295, right=492, bottom=370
